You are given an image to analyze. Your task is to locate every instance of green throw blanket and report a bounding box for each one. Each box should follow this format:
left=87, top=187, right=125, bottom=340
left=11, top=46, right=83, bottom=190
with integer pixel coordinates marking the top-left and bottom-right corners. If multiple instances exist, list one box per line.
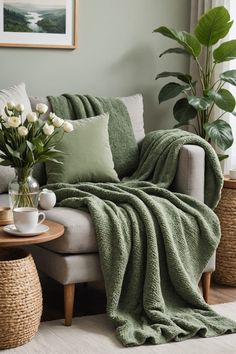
left=48, top=94, right=139, bottom=178
left=46, top=128, right=236, bottom=346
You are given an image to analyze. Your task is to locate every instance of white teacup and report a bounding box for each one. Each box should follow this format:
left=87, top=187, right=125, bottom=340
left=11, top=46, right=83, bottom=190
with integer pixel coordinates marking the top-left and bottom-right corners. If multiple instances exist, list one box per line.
left=13, top=207, right=46, bottom=233
left=229, top=169, right=236, bottom=180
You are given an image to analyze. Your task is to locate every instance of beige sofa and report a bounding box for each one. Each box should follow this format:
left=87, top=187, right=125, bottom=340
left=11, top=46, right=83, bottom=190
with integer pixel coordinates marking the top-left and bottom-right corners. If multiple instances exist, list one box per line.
left=0, top=94, right=214, bottom=326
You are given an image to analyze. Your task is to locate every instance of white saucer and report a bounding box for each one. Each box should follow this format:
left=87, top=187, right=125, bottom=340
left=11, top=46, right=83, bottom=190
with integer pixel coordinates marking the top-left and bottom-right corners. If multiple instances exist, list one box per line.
left=3, top=224, right=49, bottom=237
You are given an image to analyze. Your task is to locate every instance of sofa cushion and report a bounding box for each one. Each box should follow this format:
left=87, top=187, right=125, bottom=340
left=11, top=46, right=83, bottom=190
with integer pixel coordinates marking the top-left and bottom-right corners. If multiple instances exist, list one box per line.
left=0, top=193, right=98, bottom=254
left=0, top=82, right=32, bottom=120
left=119, top=94, right=145, bottom=143
left=46, top=113, right=119, bottom=184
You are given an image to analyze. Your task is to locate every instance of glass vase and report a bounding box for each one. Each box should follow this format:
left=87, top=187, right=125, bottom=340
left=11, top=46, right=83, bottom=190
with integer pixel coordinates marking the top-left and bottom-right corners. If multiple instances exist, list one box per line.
left=9, top=168, right=40, bottom=209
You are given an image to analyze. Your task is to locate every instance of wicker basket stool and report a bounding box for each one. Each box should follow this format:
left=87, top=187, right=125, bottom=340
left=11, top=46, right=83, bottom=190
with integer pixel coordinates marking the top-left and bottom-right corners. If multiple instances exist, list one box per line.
left=0, top=248, right=42, bottom=349
left=214, top=176, right=236, bottom=286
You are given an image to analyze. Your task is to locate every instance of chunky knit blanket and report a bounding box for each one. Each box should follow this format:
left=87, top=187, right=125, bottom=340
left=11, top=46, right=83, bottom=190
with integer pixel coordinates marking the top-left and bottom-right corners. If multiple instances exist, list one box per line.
left=46, top=129, right=236, bottom=346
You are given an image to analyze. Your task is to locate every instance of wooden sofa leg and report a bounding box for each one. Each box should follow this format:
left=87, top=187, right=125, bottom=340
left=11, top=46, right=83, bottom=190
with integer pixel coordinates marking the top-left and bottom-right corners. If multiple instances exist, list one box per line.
left=64, top=283, right=75, bottom=326
left=202, top=272, right=211, bottom=303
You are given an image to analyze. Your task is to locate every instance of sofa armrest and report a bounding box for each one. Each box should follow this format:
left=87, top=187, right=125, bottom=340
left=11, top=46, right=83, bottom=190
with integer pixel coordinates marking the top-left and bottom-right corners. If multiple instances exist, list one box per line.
left=172, top=145, right=205, bottom=203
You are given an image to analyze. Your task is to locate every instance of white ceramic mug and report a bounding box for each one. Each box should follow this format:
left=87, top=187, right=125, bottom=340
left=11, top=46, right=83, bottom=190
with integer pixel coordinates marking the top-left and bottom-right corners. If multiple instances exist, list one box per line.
left=229, top=169, right=236, bottom=180
left=13, top=207, right=46, bottom=233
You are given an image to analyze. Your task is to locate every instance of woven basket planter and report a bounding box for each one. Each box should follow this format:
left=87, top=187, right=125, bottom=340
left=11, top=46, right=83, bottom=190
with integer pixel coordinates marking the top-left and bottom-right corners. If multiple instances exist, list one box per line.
left=0, top=248, right=42, bottom=349
left=214, top=186, right=236, bottom=286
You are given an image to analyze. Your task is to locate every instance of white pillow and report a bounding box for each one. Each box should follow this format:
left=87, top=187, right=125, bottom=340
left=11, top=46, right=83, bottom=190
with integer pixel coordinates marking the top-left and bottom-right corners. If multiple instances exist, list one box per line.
left=119, top=94, right=145, bottom=143
left=0, top=82, right=32, bottom=120
left=0, top=83, right=32, bottom=193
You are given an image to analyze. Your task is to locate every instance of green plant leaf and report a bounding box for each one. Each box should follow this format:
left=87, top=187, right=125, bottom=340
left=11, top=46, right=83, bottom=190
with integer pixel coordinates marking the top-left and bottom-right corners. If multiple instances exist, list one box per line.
left=217, top=153, right=229, bottom=161
left=155, top=71, right=192, bottom=84
left=26, top=140, right=35, bottom=151
left=208, top=89, right=235, bottom=112
left=204, top=119, right=233, bottom=150
left=158, top=82, right=189, bottom=103
left=213, top=40, right=236, bottom=63
left=5, top=144, right=22, bottom=160
left=187, top=96, right=211, bottom=111
left=153, top=27, right=201, bottom=57
left=220, top=70, right=236, bottom=86
left=194, top=6, right=232, bottom=46
left=159, top=47, right=189, bottom=57
left=173, top=98, right=197, bottom=123
left=0, top=160, right=12, bottom=166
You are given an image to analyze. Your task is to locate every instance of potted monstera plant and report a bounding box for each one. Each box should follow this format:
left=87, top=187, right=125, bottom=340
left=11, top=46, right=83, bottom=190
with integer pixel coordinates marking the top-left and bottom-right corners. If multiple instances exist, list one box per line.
left=154, top=6, right=236, bottom=160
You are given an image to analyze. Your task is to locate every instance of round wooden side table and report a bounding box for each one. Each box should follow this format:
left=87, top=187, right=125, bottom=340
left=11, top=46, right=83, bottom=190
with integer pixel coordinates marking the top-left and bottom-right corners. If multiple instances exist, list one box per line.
left=214, top=176, right=236, bottom=286
left=0, top=220, right=64, bottom=350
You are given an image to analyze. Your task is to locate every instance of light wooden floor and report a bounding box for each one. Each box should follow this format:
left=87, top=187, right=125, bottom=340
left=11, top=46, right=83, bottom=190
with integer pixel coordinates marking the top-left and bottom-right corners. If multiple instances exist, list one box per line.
left=40, top=273, right=236, bottom=322
left=209, top=282, right=236, bottom=304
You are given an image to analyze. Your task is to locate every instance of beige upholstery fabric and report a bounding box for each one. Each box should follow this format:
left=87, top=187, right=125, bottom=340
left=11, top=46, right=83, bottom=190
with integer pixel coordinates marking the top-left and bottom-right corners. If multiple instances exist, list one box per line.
left=0, top=194, right=10, bottom=207
left=172, top=145, right=205, bottom=202
left=27, top=245, right=103, bottom=285
left=0, top=167, right=14, bottom=194
left=119, top=94, right=145, bottom=143
left=41, top=207, right=97, bottom=254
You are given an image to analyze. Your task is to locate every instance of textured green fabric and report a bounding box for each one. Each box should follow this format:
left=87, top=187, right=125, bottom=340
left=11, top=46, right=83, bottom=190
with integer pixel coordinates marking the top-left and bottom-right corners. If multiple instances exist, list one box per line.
left=128, top=129, right=224, bottom=209
left=46, top=129, right=236, bottom=347
left=46, top=114, right=119, bottom=184
left=48, top=94, right=139, bottom=178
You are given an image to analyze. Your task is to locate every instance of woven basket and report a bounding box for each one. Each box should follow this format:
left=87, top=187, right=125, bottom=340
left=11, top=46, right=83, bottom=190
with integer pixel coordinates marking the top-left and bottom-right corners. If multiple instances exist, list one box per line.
left=0, top=248, right=42, bottom=349
left=214, top=187, right=236, bottom=286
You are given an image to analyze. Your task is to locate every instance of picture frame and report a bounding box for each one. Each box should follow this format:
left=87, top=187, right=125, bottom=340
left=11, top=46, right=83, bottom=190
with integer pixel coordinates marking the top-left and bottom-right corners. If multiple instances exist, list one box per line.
left=0, top=0, right=78, bottom=49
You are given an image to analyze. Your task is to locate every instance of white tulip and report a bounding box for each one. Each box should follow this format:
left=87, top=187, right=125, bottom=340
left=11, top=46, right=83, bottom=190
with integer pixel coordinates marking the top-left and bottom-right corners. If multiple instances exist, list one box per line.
left=3, top=122, right=11, bottom=129
left=6, top=101, right=15, bottom=110
left=49, top=112, right=57, bottom=120
left=52, top=116, right=64, bottom=128
left=43, top=123, right=54, bottom=136
left=18, top=126, right=28, bottom=136
left=27, top=112, right=38, bottom=123
left=15, top=104, right=24, bottom=112
left=8, top=116, right=21, bottom=128
left=36, top=103, right=48, bottom=114
left=63, top=121, right=74, bottom=133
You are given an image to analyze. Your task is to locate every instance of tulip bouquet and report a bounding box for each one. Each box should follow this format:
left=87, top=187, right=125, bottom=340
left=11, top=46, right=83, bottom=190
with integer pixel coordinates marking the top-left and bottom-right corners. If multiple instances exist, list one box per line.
left=0, top=101, right=73, bottom=208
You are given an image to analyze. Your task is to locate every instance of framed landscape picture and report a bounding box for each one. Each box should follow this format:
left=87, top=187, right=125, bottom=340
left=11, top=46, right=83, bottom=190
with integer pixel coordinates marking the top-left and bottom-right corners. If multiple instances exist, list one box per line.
left=0, top=0, right=78, bottom=48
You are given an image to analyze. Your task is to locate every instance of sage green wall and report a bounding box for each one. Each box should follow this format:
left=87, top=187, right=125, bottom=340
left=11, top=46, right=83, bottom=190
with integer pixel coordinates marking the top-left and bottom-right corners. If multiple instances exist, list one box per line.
left=0, top=0, right=190, bottom=132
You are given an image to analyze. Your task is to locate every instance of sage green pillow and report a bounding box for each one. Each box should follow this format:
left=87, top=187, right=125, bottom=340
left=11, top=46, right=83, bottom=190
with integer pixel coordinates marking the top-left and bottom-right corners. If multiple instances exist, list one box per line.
left=46, top=113, right=119, bottom=184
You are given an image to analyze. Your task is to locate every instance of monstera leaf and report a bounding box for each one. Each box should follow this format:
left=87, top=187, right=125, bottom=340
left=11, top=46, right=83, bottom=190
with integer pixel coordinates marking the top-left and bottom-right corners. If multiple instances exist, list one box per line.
left=220, top=70, right=236, bottom=86
left=173, top=98, right=197, bottom=123
left=204, top=120, right=233, bottom=150
left=195, top=6, right=232, bottom=46
left=155, top=71, right=192, bottom=84
left=187, top=96, right=211, bottom=111
left=208, top=89, right=235, bottom=112
left=159, top=47, right=189, bottom=58
left=213, top=40, right=236, bottom=63
left=158, top=83, right=190, bottom=103
left=153, top=27, right=201, bottom=57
